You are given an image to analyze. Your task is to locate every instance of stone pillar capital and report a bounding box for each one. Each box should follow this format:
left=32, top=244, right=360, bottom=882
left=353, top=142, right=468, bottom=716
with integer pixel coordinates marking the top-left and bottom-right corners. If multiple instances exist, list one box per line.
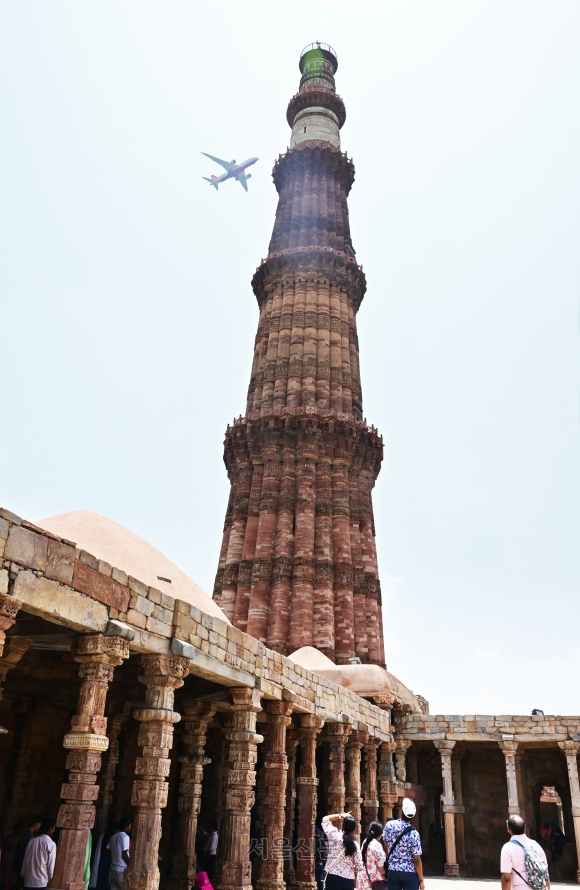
left=559, top=740, right=580, bottom=755
left=395, top=739, right=412, bottom=752
left=498, top=740, right=518, bottom=755
left=434, top=739, right=456, bottom=755
left=230, top=685, right=263, bottom=712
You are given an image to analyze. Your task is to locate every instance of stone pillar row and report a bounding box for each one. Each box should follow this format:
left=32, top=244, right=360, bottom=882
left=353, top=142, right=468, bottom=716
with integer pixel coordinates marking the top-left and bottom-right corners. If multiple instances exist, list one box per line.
left=51, top=636, right=383, bottom=890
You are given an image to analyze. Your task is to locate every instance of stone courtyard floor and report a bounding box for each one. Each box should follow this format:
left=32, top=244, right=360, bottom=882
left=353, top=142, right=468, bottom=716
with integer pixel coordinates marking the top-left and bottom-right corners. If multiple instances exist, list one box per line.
left=426, top=880, right=574, bottom=888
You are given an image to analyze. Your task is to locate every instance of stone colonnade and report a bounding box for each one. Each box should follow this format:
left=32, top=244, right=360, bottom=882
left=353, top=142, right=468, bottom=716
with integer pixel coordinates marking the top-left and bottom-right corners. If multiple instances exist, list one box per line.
left=393, top=737, right=580, bottom=881
left=45, top=633, right=390, bottom=890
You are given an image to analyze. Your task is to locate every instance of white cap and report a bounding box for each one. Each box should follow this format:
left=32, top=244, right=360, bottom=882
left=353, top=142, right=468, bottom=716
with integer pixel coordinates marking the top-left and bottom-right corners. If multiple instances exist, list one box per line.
left=402, top=798, right=416, bottom=818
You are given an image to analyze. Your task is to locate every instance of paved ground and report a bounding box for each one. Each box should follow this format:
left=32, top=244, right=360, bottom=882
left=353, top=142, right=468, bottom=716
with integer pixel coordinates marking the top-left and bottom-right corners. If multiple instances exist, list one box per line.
left=426, top=880, right=573, bottom=888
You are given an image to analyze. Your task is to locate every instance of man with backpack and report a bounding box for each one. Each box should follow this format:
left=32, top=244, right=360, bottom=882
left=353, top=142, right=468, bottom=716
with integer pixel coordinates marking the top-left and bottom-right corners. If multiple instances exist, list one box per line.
left=382, top=798, right=424, bottom=890
left=501, top=815, right=550, bottom=890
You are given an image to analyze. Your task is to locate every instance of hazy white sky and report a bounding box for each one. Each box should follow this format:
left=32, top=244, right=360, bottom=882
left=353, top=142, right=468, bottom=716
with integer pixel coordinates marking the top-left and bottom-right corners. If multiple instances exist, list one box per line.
left=1, top=2, right=579, bottom=715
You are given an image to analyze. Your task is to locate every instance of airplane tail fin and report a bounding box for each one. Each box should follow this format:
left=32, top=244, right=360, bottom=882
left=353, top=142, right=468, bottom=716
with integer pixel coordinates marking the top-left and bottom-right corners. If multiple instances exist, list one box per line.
left=203, top=177, right=219, bottom=189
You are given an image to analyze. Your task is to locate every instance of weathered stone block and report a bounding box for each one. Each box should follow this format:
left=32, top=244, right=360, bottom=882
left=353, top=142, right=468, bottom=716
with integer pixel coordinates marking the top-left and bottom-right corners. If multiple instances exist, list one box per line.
left=4, top=526, right=48, bottom=571
left=13, top=570, right=107, bottom=631
left=45, top=539, right=76, bottom=585
left=73, top=562, right=130, bottom=612
left=127, top=609, right=147, bottom=629
left=135, top=595, right=154, bottom=617
left=146, top=616, right=171, bottom=637
left=111, top=567, right=128, bottom=586
left=97, top=559, right=112, bottom=577
left=0, top=509, right=21, bottom=525
left=148, top=586, right=162, bottom=604
left=79, top=550, right=98, bottom=570
left=128, top=576, right=148, bottom=597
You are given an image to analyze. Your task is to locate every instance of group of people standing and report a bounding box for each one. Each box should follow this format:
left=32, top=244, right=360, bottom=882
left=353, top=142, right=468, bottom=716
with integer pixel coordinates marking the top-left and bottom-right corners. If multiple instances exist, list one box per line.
left=0, top=818, right=57, bottom=890
left=320, top=798, right=424, bottom=890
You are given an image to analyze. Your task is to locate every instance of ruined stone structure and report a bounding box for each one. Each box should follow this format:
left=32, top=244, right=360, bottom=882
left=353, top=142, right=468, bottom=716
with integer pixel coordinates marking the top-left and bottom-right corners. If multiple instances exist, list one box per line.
left=213, top=44, right=385, bottom=667
left=1, top=41, right=580, bottom=890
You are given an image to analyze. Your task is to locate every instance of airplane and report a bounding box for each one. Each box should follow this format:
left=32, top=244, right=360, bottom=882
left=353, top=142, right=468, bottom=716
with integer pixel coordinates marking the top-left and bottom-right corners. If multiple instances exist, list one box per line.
left=201, top=153, right=258, bottom=192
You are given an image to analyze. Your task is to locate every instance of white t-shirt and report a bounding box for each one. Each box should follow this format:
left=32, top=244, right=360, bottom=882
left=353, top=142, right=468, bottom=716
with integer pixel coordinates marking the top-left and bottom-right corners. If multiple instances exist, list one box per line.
left=500, top=835, right=548, bottom=889
left=21, top=834, right=57, bottom=887
left=107, top=831, right=130, bottom=872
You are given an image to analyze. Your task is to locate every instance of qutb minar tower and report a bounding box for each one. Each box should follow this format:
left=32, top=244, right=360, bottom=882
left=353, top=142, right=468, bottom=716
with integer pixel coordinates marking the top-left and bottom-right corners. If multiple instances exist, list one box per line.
left=213, top=43, right=385, bottom=667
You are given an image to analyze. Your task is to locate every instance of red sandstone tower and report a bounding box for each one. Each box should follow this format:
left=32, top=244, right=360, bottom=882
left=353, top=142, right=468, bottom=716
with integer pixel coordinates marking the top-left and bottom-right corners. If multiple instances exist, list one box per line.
left=213, top=43, right=385, bottom=666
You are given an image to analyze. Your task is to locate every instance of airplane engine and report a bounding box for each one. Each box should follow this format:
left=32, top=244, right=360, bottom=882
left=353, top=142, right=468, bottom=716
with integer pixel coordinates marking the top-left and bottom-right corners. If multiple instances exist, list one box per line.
left=246, top=174, right=252, bottom=179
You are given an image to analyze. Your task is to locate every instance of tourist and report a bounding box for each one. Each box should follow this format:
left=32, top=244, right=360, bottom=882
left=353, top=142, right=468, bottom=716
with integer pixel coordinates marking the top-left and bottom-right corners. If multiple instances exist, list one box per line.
left=106, top=819, right=132, bottom=890
left=203, top=821, right=218, bottom=881
left=89, top=823, right=118, bottom=890
left=13, top=818, right=41, bottom=886
left=321, top=812, right=363, bottom=890
left=357, top=821, right=385, bottom=890
left=195, top=871, right=214, bottom=890
left=0, top=823, right=24, bottom=890
left=20, top=819, right=56, bottom=890
left=382, top=798, right=424, bottom=890
left=500, top=814, right=549, bottom=890
left=550, top=823, right=565, bottom=861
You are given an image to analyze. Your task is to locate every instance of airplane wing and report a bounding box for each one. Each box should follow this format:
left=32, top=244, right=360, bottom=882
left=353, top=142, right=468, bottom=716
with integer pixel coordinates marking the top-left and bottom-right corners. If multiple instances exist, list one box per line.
left=236, top=173, right=248, bottom=192
left=201, top=152, right=232, bottom=171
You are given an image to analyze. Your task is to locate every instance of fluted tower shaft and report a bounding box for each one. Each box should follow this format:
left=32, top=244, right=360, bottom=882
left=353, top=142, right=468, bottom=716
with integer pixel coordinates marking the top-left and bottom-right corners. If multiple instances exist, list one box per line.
left=213, top=44, right=385, bottom=666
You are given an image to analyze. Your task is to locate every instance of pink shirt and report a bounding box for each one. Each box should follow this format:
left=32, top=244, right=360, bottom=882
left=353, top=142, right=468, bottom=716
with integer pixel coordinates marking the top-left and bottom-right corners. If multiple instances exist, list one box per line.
left=322, top=817, right=364, bottom=880
left=500, top=836, right=548, bottom=889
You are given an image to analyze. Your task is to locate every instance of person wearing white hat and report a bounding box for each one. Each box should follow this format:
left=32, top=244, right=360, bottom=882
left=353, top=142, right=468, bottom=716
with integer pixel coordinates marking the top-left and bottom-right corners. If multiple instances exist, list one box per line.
left=382, top=799, right=424, bottom=890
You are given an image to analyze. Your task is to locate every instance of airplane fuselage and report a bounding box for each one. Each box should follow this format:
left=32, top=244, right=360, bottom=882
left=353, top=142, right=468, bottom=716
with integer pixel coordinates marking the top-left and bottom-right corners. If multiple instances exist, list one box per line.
left=215, top=157, right=258, bottom=184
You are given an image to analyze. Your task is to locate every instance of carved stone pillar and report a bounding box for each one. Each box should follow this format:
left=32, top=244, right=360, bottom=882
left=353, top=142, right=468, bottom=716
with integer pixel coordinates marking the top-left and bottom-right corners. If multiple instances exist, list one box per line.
left=294, top=716, right=325, bottom=890
left=498, top=740, right=520, bottom=816
left=257, top=702, right=294, bottom=890
left=451, top=748, right=466, bottom=868
left=345, top=731, right=367, bottom=836
left=215, top=713, right=236, bottom=889
left=170, top=702, right=217, bottom=890
left=96, top=706, right=130, bottom=835
left=218, top=687, right=263, bottom=890
left=124, top=654, right=190, bottom=890
left=0, top=592, right=21, bottom=658
left=378, top=742, right=397, bottom=823
left=558, top=741, right=580, bottom=883
left=433, top=740, right=459, bottom=877
left=53, top=634, right=130, bottom=890
left=326, top=723, right=352, bottom=813
left=394, top=740, right=411, bottom=783
left=363, top=738, right=381, bottom=833
left=284, top=729, right=300, bottom=886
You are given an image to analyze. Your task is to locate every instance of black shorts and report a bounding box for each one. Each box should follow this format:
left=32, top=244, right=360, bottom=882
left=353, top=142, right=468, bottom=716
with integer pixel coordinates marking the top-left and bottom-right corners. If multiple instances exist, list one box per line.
left=387, top=871, right=419, bottom=890
left=325, top=874, right=355, bottom=890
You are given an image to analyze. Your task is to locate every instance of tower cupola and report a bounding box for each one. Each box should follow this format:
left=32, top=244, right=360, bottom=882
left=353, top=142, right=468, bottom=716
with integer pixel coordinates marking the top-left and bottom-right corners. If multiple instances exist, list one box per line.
left=288, top=42, right=346, bottom=148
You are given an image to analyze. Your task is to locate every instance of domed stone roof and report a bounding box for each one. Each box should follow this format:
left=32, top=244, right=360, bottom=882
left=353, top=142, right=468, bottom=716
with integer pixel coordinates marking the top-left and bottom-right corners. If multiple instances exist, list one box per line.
left=36, top=510, right=228, bottom=623
left=289, top=646, right=423, bottom=713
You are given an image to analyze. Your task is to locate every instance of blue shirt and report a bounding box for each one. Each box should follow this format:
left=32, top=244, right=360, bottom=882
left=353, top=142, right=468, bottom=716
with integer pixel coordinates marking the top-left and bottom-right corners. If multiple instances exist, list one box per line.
left=383, top=820, right=422, bottom=873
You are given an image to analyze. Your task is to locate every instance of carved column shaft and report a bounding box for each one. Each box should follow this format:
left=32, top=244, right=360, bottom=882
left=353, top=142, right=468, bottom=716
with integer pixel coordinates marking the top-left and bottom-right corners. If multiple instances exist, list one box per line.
left=257, top=702, right=293, bottom=890
left=96, top=709, right=128, bottom=836
left=394, top=740, right=411, bottom=783
left=124, top=654, right=190, bottom=890
left=434, top=740, right=459, bottom=877
left=363, top=738, right=380, bottom=833
left=170, top=702, right=217, bottom=890
left=295, top=716, right=324, bottom=890
left=284, top=731, right=300, bottom=886
left=451, top=750, right=466, bottom=866
left=559, top=741, right=580, bottom=883
left=345, top=731, right=366, bottom=837
left=53, top=634, right=130, bottom=890
left=499, top=740, right=520, bottom=815
left=326, top=723, right=352, bottom=814
left=218, top=687, right=263, bottom=890
left=378, top=742, right=397, bottom=824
